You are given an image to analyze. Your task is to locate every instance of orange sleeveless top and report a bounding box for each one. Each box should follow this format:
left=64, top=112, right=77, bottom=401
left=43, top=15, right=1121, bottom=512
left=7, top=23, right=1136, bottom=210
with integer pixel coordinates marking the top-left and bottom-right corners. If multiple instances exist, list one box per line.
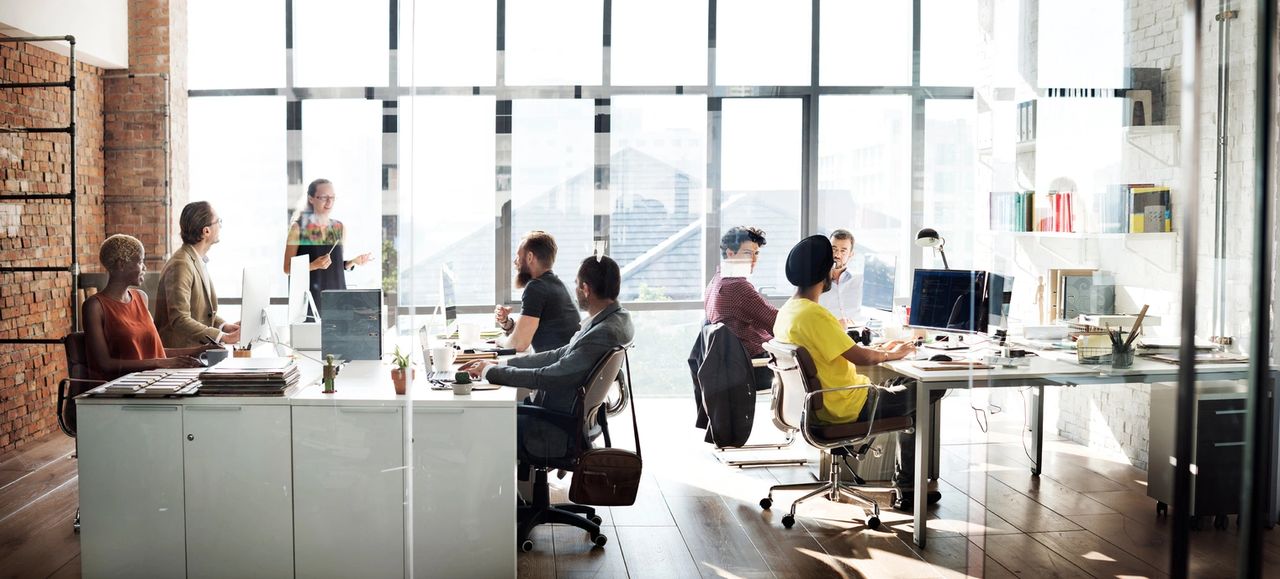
left=91, top=289, right=166, bottom=378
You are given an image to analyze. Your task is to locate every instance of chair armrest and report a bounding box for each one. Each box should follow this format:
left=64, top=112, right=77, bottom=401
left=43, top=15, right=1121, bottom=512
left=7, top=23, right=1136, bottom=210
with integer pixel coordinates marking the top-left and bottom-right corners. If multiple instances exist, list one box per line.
left=801, top=383, right=873, bottom=406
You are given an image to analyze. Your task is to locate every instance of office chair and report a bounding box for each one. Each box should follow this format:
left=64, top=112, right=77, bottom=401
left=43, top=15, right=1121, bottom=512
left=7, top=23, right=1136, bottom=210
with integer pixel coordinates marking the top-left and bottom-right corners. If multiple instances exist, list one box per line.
left=758, top=340, right=915, bottom=530
left=691, top=324, right=805, bottom=468
left=518, top=344, right=631, bottom=552
left=57, top=332, right=106, bottom=533
left=78, top=272, right=161, bottom=318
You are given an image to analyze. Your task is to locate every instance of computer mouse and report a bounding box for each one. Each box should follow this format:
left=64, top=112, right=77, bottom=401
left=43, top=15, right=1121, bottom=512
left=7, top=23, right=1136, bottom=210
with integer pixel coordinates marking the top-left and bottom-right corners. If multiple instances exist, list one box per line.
left=929, top=354, right=953, bottom=362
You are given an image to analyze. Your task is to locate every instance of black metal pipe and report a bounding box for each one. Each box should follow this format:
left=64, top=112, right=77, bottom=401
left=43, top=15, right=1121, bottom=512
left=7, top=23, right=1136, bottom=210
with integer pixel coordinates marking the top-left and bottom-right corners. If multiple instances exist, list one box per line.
left=0, top=35, right=74, bottom=43
left=1171, top=1, right=1204, bottom=577
left=0, top=126, right=73, bottom=134
left=1239, top=0, right=1276, bottom=574
left=1, top=266, right=74, bottom=273
left=69, top=37, right=79, bottom=333
left=0, top=339, right=63, bottom=345
left=0, top=80, right=73, bottom=89
left=0, top=194, right=73, bottom=201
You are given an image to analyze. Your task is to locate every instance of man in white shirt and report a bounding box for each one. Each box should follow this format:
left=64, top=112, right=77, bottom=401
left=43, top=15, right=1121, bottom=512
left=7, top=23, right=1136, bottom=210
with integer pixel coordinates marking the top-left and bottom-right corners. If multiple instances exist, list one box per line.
left=817, top=229, right=863, bottom=327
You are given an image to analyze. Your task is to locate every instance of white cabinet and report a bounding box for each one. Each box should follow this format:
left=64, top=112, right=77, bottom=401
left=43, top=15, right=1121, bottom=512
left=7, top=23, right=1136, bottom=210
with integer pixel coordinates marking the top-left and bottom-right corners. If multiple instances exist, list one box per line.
left=183, top=404, right=293, bottom=579
left=293, top=406, right=406, bottom=578
left=412, top=407, right=516, bottom=578
left=77, top=404, right=187, bottom=579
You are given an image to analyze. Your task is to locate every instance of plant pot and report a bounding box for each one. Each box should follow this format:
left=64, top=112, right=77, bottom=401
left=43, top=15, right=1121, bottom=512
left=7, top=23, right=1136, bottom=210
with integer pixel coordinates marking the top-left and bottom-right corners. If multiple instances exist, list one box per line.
left=390, top=367, right=414, bottom=395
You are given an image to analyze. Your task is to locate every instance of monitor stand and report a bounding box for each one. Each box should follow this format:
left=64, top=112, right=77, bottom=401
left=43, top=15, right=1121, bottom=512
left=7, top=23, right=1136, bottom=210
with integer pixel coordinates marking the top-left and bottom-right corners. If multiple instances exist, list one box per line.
left=923, top=332, right=971, bottom=351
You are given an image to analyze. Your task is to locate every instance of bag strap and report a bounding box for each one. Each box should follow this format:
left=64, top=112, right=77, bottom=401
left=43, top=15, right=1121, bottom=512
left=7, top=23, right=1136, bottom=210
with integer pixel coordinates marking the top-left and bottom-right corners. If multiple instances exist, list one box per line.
left=624, top=347, right=641, bottom=459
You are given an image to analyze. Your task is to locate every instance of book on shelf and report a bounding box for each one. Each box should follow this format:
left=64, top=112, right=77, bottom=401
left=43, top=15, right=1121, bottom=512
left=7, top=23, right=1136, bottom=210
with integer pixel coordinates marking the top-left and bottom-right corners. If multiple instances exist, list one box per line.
left=1039, top=191, right=1075, bottom=233
left=988, top=190, right=1035, bottom=232
left=1129, top=186, right=1172, bottom=233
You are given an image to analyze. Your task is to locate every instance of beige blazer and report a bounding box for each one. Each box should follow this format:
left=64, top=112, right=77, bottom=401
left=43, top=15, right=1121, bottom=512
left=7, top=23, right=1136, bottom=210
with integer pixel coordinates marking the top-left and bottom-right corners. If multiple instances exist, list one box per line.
left=155, top=244, right=225, bottom=348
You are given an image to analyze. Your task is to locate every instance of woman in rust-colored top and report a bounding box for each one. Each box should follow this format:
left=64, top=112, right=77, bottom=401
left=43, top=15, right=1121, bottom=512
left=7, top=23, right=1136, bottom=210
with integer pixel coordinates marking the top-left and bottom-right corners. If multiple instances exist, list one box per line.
left=83, top=235, right=217, bottom=380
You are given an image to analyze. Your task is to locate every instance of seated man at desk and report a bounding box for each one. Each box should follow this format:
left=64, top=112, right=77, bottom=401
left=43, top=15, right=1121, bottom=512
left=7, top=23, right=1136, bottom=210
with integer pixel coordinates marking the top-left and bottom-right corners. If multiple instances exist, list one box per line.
left=705, top=225, right=777, bottom=389
left=817, top=228, right=863, bottom=327
left=463, top=255, right=634, bottom=459
left=155, top=201, right=241, bottom=348
left=84, top=235, right=219, bottom=379
left=494, top=230, right=580, bottom=353
left=775, top=235, right=938, bottom=510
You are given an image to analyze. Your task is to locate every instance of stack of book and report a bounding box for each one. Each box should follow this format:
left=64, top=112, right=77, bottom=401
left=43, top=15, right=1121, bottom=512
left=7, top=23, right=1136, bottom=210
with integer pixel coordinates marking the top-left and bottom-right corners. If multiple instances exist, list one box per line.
left=1043, top=191, right=1075, bottom=233
left=989, top=191, right=1035, bottom=232
left=198, top=357, right=301, bottom=396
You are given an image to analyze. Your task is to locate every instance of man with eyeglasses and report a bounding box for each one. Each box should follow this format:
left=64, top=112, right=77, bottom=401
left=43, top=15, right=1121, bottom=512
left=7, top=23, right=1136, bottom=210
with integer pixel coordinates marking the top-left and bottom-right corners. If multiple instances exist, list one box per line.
left=155, top=201, right=241, bottom=348
left=703, top=226, right=776, bottom=389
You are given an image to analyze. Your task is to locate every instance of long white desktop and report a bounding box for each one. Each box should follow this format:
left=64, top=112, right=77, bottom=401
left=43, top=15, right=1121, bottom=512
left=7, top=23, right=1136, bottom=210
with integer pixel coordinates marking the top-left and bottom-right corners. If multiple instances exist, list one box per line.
left=75, top=357, right=517, bottom=579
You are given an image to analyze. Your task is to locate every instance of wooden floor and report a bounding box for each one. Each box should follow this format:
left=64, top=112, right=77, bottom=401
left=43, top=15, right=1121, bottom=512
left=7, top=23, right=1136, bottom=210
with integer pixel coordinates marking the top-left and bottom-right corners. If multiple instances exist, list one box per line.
left=3, top=393, right=1278, bottom=578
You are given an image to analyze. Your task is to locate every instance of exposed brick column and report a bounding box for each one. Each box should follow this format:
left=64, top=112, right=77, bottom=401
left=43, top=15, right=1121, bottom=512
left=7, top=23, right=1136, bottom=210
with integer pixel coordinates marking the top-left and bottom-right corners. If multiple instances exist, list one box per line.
left=0, top=35, right=107, bottom=453
left=103, top=0, right=187, bottom=267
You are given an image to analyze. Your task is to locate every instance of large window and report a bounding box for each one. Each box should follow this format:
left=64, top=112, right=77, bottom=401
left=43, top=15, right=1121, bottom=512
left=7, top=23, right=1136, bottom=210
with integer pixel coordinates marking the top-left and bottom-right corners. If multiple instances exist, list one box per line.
left=188, top=0, right=978, bottom=392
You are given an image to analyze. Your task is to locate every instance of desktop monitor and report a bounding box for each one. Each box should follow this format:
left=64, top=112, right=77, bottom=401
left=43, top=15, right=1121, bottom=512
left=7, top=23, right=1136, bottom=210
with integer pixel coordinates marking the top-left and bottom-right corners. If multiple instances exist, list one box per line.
left=440, top=262, right=458, bottom=329
left=287, top=254, right=312, bottom=324
left=986, top=272, right=1015, bottom=332
left=908, top=269, right=999, bottom=334
left=860, top=254, right=897, bottom=312
left=240, top=267, right=271, bottom=345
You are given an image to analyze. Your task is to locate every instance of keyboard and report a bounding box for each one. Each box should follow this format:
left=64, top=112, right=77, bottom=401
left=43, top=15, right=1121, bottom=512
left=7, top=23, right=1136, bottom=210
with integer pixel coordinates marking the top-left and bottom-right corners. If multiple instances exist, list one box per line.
left=426, top=370, right=456, bottom=383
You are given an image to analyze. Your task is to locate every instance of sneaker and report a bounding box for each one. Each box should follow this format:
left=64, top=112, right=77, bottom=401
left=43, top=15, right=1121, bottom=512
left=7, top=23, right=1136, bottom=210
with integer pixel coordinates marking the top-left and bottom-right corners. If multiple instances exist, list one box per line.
left=891, top=490, right=942, bottom=511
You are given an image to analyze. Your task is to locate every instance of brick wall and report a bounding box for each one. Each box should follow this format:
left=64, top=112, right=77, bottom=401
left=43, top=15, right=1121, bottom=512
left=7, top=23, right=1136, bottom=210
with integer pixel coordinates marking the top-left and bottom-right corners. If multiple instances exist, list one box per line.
left=105, top=0, right=187, bottom=268
left=0, top=35, right=106, bottom=452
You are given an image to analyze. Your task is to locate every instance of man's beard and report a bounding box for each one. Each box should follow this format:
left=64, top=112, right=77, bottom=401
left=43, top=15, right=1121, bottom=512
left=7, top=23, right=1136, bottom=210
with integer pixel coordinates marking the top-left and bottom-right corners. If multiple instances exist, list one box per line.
left=576, top=289, right=588, bottom=311
left=515, top=267, right=533, bottom=288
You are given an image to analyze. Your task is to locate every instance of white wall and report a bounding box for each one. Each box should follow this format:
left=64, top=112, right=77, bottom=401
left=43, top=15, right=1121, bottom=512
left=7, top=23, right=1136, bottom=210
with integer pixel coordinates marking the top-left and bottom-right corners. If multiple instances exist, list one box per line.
left=0, top=0, right=128, bottom=69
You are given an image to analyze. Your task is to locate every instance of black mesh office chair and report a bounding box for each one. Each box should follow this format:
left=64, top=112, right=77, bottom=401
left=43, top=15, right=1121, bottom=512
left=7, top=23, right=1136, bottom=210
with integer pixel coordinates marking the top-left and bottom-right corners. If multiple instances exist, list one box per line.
left=57, top=332, right=106, bottom=533
left=759, top=340, right=915, bottom=530
left=518, top=345, right=632, bottom=552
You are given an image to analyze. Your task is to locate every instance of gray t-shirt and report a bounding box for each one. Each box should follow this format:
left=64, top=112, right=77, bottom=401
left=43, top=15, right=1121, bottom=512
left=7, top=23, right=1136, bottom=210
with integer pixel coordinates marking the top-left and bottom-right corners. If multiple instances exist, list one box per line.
left=520, top=270, right=581, bottom=352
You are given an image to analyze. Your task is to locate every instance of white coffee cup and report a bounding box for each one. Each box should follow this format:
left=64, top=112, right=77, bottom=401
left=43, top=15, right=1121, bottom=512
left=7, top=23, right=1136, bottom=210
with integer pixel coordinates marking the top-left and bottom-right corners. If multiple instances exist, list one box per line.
left=457, top=322, right=481, bottom=347
left=429, top=346, right=455, bottom=372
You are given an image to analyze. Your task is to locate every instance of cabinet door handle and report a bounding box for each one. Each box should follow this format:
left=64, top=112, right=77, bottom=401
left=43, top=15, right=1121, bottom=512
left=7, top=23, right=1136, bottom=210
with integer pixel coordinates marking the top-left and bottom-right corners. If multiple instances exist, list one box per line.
left=1214, top=409, right=1246, bottom=415
left=122, top=405, right=178, bottom=411
left=413, top=408, right=465, bottom=415
left=187, top=405, right=243, bottom=411
left=1213, top=441, right=1245, bottom=447
left=338, top=407, right=400, bottom=414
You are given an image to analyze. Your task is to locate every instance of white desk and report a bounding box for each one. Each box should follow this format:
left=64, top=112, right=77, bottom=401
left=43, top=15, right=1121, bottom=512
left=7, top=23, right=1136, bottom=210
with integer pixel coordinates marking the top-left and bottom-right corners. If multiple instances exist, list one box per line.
left=882, top=348, right=1270, bottom=548
left=76, top=357, right=517, bottom=579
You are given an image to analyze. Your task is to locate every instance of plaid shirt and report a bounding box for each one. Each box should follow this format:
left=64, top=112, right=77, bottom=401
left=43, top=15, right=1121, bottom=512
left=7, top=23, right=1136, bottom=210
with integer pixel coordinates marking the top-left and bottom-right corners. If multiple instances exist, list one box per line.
left=704, top=271, right=778, bottom=357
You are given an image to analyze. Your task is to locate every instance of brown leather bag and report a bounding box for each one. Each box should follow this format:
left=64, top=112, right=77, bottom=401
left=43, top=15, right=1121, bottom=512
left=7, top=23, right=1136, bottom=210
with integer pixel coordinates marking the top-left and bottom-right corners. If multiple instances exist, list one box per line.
left=570, top=354, right=643, bottom=506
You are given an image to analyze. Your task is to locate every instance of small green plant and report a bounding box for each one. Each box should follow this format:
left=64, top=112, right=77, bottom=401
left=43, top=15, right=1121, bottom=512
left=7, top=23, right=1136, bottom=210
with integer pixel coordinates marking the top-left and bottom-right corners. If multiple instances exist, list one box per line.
left=392, top=345, right=412, bottom=370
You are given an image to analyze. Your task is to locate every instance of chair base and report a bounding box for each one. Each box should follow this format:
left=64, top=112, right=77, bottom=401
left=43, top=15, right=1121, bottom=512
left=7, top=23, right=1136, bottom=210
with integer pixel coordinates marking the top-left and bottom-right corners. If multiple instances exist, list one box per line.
left=517, top=468, right=607, bottom=552
left=713, top=431, right=809, bottom=468
left=760, top=449, right=892, bottom=530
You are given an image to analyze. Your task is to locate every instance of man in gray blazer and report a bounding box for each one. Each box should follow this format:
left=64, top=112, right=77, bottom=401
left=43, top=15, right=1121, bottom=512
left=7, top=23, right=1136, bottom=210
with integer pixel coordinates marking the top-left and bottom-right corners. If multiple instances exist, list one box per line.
left=462, top=255, right=634, bottom=459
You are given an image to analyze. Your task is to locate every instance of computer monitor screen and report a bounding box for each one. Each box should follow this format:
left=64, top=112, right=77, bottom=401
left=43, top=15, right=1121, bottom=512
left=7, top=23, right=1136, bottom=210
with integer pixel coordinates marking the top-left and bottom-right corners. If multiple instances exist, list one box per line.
left=287, top=254, right=311, bottom=324
left=240, top=267, right=271, bottom=345
left=440, top=262, right=458, bottom=328
left=908, top=269, right=990, bottom=334
left=986, top=272, right=1014, bottom=331
left=861, top=254, right=897, bottom=312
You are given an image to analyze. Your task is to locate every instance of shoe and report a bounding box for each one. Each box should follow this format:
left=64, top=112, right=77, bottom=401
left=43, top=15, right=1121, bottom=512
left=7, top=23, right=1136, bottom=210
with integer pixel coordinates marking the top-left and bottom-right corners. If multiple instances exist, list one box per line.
left=891, top=490, right=943, bottom=511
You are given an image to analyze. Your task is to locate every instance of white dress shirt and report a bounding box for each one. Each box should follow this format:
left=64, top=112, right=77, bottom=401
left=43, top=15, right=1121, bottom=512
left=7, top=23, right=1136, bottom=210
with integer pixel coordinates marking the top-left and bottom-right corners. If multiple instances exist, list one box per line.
left=818, top=268, right=864, bottom=325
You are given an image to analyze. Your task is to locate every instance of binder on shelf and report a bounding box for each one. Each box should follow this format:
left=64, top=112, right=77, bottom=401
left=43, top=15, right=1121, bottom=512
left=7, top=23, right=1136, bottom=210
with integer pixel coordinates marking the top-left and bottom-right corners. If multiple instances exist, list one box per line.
left=1129, top=186, right=1172, bottom=233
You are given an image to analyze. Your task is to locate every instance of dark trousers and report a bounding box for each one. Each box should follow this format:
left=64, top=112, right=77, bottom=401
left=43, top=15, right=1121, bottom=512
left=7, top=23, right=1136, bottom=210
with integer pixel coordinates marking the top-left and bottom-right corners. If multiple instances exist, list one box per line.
left=751, top=354, right=774, bottom=391
left=856, top=377, right=944, bottom=488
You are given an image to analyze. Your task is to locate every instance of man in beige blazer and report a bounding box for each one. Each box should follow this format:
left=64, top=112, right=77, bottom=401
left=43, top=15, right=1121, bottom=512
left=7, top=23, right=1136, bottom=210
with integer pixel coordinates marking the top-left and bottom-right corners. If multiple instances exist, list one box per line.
left=155, top=201, right=242, bottom=348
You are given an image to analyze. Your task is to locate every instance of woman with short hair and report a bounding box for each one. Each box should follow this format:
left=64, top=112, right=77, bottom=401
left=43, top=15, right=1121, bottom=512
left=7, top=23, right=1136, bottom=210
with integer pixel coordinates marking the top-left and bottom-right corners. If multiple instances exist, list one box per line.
left=83, top=234, right=217, bottom=380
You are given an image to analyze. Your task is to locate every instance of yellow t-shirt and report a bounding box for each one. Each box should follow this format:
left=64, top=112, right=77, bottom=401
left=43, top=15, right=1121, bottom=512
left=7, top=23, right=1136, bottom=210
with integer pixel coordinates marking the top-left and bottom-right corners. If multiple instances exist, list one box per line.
left=773, top=297, right=870, bottom=423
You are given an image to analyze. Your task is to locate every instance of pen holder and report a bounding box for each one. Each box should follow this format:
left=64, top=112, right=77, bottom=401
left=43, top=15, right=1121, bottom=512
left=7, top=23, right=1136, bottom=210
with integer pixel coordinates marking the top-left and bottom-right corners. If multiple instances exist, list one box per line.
left=232, top=348, right=252, bottom=358
left=1111, top=346, right=1135, bottom=369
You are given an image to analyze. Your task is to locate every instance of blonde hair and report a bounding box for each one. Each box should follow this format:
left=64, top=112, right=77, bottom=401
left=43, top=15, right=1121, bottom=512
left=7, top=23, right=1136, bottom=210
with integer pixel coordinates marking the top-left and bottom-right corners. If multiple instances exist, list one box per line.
left=99, top=234, right=144, bottom=272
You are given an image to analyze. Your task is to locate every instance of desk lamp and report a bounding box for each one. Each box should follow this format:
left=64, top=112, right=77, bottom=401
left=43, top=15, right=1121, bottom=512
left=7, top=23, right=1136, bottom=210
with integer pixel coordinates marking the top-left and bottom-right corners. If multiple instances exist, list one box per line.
left=915, top=228, right=950, bottom=270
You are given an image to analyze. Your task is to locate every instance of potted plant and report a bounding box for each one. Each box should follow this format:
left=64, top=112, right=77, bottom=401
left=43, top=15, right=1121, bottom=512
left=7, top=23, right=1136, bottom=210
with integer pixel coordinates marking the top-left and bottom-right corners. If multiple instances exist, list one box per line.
left=390, top=346, right=414, bottom=395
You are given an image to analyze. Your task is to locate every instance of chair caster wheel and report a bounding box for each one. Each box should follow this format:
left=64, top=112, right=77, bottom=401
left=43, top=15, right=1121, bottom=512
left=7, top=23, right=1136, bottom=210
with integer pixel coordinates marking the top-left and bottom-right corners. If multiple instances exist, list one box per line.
left=520, top=539, right=534, bottom=553
left=866, top=516, right=881, bottom=530
left=760, top=498, right=773, bottom=510
left=1156, top=501, right=1168, bottom=517
left=589, top=515, right=603, bottom=525
left=781, top=514, right=795, bottom=529
left=592, top=533, right=608, bottom=548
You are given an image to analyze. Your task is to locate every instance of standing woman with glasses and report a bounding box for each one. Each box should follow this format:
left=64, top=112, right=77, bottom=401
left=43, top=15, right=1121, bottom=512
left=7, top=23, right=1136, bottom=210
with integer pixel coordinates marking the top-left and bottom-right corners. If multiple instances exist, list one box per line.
left=283, top=178, right=373, bottom=314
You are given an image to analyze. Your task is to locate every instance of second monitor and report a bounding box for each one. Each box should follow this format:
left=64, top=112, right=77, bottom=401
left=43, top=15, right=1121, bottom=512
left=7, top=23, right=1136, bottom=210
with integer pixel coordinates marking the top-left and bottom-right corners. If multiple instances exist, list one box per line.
left=908, top=269, right=1013, bottom=335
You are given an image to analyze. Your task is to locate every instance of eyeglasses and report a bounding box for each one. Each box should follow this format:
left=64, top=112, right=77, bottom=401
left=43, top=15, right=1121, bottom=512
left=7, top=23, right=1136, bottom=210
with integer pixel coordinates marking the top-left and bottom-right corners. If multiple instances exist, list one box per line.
left=207, top=218, right=223, bottom=227
left=314, top=195, right=336, bottom=203
left=738, top=249, right=758, bottom=259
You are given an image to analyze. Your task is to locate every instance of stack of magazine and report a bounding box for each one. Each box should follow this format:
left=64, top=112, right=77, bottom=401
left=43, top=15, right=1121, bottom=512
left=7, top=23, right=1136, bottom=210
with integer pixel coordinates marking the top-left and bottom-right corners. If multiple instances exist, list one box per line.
left=198, top=357, right=301, bottom=396
left=98, top=368, right=202, bottom=397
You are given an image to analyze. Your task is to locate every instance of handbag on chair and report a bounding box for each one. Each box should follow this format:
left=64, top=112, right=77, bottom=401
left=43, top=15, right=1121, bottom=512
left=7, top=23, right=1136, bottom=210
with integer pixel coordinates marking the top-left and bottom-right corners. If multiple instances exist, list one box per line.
left=570, top=352, right=643, bottom=506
